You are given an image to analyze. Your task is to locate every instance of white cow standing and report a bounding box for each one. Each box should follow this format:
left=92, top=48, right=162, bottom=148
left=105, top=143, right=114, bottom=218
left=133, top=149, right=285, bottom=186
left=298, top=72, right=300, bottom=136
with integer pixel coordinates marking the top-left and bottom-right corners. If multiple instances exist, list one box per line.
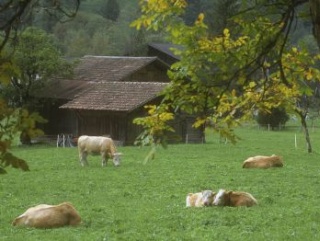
left=77, top=135, right=122, bottom=167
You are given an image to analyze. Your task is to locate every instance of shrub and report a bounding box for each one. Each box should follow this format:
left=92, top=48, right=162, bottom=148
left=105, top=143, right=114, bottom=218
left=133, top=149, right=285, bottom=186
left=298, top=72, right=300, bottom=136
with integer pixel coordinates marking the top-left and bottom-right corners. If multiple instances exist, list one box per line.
left=256, top=107, right=289, bottom=130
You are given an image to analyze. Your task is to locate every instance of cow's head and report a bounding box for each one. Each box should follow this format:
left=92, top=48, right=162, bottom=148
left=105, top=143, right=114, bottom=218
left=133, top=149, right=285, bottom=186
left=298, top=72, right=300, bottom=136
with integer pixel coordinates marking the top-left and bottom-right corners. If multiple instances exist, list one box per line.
left=201, top=190, right=215, bottom=206
left=112, top=153, right=122, bottom=166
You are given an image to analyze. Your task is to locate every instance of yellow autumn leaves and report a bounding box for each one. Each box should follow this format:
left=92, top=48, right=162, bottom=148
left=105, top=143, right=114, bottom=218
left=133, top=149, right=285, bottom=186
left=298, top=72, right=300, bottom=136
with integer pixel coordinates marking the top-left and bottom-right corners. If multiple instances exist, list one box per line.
left=131, top=1, right=320, bottom=147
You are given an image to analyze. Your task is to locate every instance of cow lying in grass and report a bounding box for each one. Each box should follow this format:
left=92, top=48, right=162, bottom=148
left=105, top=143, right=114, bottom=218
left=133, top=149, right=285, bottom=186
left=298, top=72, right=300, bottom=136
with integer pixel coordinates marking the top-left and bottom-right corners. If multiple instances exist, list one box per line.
left=12, top=202, right=81, bottom=228
left=213, top=189, right=258, bottom=207
left=242, top=154, right=283, bottom=169
left=186, top=190, right=216, bottom=207
left=77, top=135, right=122, bottom=167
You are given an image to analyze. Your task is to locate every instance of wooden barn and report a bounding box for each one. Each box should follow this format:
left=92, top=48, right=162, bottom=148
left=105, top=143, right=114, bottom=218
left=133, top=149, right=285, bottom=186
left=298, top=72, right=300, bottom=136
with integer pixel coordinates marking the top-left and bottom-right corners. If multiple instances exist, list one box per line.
left=40, top=47, right=204, bottom=145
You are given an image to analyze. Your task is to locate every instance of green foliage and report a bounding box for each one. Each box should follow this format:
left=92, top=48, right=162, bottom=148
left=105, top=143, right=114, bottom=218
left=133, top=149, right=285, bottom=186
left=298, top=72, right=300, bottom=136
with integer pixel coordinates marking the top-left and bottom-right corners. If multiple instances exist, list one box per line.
left=202, top=0, right=240, bottom=35
left=1, top=127, right=320, bottom=239
left=0, top=152, right=29, bottom=174
left=53, top=10, right=113, bottom=57
left=53, top=3, right=154, bottom=57
left=134, top=105, right=174, bottom=163
left=3, top=27, right=73, bottom=109
left=0, top=28, right=53, bottom=173
left=310, top=0, right=320, bottom=48
left=0, top=98, right=45, bottom=174
left=184, top=0, right=203, bottom=26
left=132, top=0, right=320, bottom=152
left=102, top=0, right=120, bottom=21
left=256, top=107, right=289, bottom=129
left=0, top=0, right=80, bottom=52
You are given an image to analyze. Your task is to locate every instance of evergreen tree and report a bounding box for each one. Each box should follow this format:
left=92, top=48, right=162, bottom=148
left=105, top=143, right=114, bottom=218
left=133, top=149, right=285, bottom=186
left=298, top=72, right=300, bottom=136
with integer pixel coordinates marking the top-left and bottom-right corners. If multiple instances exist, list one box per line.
left=101, top=0, right=120, bottom=21
left=184, top=0, right=204, bottom=26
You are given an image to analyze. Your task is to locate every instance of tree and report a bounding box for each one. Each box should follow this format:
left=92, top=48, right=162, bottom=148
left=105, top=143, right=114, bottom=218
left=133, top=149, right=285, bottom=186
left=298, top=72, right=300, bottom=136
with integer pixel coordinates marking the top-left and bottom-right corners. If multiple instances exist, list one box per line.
left=0, top=0, right=80, bottom=173
left=131, top=0, right=320, bottom=154
left=3, top=27, right=73, bottom=109
left=2, top=27, right=73, bottom=144
left=205, top=0, right=240, bottom=35
left=0, top=0, right=80, bottom=51
left=256, top=107, right=289, bottom=130
left=310, top=0, right=320, bottom=48
left=183, top=0, right=204, bottom=26
left=53, top=11, right=114, bottom=57
left=101, top=0, right=120, bottom=21
left=0, top=52, right=46, bottom=173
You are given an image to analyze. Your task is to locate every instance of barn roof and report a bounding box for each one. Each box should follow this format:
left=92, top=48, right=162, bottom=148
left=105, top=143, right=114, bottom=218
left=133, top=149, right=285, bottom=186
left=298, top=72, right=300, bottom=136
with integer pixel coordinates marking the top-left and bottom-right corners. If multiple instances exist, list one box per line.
left=73, top=55, right=158, bottom=82
left=60, top=81, right=168, bottom=112
left=41, top=55, right=164, bottom=100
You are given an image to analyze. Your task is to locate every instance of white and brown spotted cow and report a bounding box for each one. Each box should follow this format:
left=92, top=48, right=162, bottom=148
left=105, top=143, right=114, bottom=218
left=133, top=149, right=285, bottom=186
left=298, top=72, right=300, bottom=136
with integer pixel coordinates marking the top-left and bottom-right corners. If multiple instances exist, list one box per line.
left=213, top=189, right=258, bottom=207
left=186, top=190, right=216, bottom=207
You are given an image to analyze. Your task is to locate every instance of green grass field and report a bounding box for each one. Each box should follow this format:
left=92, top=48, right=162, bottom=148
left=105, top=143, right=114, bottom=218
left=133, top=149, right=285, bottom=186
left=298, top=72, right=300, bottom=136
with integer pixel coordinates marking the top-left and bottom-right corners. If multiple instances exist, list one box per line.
left=1, top=126, right=320, bottom=241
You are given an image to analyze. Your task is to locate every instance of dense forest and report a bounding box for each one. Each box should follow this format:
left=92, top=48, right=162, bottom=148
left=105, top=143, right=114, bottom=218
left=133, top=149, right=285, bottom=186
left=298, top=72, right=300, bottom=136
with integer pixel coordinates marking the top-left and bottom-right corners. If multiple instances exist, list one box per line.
left=28, top=0, right=160, bottom=57
left=26, top=0, right=317, bottom=58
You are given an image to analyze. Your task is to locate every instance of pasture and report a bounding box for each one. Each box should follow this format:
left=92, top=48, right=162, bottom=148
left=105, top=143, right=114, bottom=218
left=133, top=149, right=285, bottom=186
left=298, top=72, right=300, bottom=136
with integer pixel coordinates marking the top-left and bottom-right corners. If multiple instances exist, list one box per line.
left=1, top=126, right=320, bottom=241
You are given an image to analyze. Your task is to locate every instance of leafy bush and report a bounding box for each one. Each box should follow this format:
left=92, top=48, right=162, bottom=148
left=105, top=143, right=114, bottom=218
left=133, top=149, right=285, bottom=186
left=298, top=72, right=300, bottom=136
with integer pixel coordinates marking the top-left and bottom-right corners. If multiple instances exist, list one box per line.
left=256, top=107, right=289, bottom=130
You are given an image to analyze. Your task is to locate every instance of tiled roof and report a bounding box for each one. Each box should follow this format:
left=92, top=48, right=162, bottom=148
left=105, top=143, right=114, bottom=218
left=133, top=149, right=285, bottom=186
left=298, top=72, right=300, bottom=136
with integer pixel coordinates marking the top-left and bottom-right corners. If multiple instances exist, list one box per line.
left=60, top=81, right=168, bottom=112
left=73, top=55, right=158, bottom=82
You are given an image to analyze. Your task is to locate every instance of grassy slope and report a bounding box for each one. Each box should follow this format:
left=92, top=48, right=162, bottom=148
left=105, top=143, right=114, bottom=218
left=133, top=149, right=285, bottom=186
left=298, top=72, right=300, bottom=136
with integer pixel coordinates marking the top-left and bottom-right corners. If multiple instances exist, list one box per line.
left=1, top=126, right=320, bottom=241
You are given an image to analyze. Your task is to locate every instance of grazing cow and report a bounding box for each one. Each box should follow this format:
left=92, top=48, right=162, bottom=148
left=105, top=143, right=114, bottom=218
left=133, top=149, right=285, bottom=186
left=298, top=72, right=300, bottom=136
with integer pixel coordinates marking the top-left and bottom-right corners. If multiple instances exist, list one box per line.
left=12, top=202, right=81, bottom=228
left=213, top=189, right=257, bottom=207
left=186, top=190, right=216, bottom=207
left=77, top=135, right=122, bottom=167
left=242, top=154, right=283, bottom=169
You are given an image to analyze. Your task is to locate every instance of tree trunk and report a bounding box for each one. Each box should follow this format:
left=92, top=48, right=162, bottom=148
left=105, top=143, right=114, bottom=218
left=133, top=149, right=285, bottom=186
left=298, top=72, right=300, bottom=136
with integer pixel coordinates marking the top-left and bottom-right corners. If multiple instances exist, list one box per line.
left=20, top=131, right=31, bottom=145
left=200, top=123, right=206, bottom=143
left=296, top=110, right=312, bottom=153
left=301, top=117, right=312, bottom=153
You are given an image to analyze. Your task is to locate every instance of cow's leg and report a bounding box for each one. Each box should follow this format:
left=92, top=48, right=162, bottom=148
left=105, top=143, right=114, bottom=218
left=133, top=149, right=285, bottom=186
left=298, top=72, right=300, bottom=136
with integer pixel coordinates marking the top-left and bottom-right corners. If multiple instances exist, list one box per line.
left=79, top=151, right=88, bottom=166
left=101, top=153, right=107, bottom=167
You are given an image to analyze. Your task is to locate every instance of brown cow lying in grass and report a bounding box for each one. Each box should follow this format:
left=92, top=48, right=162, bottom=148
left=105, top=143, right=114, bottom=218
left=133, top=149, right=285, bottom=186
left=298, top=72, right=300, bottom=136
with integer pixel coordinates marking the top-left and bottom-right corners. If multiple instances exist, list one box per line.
left=242, top=154, right=283, bottom=169
left=12, top=202, right=81, bottom=228
left=78, top=135, right=122, bottom=167
left=213, top=189, right=258, bottom=207
left=186, top=190, right=216, bottom=207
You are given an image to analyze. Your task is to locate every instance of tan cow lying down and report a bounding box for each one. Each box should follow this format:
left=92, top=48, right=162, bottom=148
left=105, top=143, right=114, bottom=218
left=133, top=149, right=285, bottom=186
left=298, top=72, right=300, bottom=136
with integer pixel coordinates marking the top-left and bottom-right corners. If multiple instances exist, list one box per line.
left=78, top=135, right=122, bottom=167
left=213, top=189, right=258, bottom=207
left=186, top=190, right=216, bottom=207
left=12, top=202, right=81, bottom=228
left=242, top=154, right=283, bottom=169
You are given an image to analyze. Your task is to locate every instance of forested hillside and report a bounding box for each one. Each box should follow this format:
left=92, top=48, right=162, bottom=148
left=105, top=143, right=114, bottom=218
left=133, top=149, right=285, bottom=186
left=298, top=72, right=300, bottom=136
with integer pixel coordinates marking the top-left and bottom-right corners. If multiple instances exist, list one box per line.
left=30, top=0, right=317, bottom=58
left=32, top=0, right=157, bottom=57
